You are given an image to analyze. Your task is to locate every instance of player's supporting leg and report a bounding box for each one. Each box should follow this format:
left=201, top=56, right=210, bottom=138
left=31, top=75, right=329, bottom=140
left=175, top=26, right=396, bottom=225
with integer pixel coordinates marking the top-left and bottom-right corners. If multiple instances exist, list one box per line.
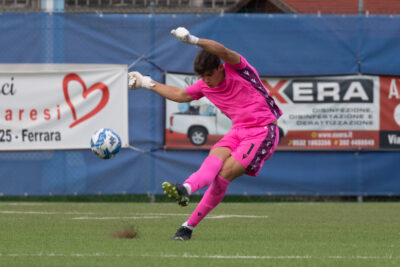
left=172, top=156, right=245, bottom=240
left=186, top=174, right=230, bottom=227
left=172, top=175, right=229, bottom=241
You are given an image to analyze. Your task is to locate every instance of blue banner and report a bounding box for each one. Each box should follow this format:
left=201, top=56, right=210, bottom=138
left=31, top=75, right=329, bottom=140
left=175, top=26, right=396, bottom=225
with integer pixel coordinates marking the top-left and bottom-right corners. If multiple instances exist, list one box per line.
left=0, top=13, right=399, bottom=196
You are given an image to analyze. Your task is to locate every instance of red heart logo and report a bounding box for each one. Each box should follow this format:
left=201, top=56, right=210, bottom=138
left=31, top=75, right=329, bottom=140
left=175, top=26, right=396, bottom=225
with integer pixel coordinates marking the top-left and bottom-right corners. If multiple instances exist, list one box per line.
left=63, top=73, right=109, bottom=128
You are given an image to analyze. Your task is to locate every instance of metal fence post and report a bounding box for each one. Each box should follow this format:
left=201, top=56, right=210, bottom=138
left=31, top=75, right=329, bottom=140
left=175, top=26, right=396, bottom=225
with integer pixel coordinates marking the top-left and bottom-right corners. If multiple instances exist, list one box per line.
left=358, top=0, right=364, bottom=14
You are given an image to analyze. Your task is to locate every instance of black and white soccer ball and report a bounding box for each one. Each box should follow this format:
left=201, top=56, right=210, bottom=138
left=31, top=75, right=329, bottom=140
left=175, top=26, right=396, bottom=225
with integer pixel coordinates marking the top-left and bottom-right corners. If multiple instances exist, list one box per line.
left=90, top=128, right=121, bottom=159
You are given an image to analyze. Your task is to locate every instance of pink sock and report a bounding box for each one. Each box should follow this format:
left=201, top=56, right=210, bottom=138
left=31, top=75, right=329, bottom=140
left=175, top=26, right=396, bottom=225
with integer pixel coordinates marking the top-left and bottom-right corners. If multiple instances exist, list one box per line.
left=187, top=175, right=230, bottom=227
left=184, top=155, right=223, bottom=194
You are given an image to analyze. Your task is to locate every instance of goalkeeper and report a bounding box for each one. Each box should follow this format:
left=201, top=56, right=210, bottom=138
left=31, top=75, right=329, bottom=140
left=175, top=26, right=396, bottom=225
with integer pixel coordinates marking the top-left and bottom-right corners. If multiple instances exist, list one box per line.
left=129, top=27, right=282, bottom=241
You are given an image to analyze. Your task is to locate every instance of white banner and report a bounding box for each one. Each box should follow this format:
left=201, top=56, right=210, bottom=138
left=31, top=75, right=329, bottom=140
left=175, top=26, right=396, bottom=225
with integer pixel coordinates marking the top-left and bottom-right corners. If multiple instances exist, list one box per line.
left=0, top=64, right=129, bottom=150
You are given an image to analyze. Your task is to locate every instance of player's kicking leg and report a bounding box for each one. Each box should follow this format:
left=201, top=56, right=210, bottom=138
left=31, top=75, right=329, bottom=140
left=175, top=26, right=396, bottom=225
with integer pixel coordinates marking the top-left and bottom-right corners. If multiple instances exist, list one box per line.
left=162, top=153, right=226, bottom=207
left=162, top=182, right=190, bottom=207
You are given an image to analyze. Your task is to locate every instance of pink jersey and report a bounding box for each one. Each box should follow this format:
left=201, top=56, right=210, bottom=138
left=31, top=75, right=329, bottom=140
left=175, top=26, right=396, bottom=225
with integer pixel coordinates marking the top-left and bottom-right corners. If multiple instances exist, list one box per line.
left=186, top=55, right=282, bottom=128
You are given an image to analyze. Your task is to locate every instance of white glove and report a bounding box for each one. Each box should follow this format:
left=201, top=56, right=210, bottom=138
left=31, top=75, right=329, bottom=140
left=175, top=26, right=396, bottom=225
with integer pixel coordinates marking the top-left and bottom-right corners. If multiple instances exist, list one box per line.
left=170, top=27, right=199, bottom=45
left=128, top=71, right=154, bottom=90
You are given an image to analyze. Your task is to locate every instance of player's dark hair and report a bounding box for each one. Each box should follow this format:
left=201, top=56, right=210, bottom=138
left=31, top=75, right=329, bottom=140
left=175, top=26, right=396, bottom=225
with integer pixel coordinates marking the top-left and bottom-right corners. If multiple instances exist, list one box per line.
left=194, top=49, right=221, bottom=76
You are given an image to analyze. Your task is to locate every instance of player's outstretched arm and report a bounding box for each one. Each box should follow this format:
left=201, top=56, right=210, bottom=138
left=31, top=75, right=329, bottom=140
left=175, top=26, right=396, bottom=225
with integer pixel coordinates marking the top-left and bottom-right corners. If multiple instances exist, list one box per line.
left=171, top=27, right=241, bottom=65
left=128, top=71, right=193, bottom=103
left=150, top=81, right=193, bottom=103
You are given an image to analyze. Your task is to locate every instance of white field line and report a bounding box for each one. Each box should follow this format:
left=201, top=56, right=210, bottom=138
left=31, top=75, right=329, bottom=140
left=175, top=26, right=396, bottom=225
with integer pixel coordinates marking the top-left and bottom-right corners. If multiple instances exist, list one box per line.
left=0, top=210, right=95, bottom=215
left=137, top=213, right=269, bottom=218
left=159, top=254, right=398, bottom=260
left=161, top=253, right=312, bottom=259
left=0, top=210, right=268, bottom=219
left=207, top=215, right=268, bottom=219
left=72, top=216, right=163, bottom=220
left=71, top=214, right=268, bottom=220
left=0, top=203, right=45, bottom=206
left=135, top=213, right=191, bottom=216
left=0, top=252, right=398, bottom=260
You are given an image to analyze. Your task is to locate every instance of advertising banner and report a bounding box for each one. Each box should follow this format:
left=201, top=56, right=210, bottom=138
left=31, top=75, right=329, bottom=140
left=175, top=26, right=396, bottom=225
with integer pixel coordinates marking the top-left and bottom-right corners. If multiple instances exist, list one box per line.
left=165, top=73, right=400, bottom=150
left=267, top=75, right=380, bottom=150
left=0, top=64, right=129, bottom=150
left=379, top=76, right=400, bottom=149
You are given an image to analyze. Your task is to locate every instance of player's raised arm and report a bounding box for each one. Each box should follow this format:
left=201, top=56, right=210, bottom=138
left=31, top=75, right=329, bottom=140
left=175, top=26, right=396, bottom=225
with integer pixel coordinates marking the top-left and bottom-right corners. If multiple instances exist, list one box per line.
left=128, top=71, right=193, bottom=103
left=171, top=27, right=241, bottom=65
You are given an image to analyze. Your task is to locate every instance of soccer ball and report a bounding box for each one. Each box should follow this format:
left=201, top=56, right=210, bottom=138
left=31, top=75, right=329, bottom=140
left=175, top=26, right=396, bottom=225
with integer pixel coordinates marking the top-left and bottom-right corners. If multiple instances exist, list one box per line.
left=90, top=128, right=121, bottom=159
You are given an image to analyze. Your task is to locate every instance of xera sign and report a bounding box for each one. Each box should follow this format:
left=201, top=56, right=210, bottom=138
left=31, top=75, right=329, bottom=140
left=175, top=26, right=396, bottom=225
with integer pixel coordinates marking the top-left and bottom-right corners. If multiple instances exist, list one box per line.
left=264, top=77, right=375, bottom=104
left=263, top=75, right=381, bottom=150
left=282, top=79, right=373, bottom=103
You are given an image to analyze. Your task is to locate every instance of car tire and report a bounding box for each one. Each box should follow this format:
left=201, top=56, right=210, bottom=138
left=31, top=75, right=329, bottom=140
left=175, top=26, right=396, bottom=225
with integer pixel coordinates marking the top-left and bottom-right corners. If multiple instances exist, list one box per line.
left=188, top=126, right=208, bottom=146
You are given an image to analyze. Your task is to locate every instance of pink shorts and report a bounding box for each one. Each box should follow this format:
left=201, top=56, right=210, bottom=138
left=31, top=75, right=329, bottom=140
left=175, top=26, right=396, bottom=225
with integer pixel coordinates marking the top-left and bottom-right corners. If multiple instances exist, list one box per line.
left=211, top=123, right=279, bottom=177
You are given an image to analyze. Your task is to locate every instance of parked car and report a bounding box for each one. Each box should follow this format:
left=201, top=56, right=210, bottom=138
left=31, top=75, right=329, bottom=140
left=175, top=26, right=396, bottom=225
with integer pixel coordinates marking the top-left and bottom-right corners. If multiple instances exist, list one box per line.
left=169, top=104, right=232, bottom=146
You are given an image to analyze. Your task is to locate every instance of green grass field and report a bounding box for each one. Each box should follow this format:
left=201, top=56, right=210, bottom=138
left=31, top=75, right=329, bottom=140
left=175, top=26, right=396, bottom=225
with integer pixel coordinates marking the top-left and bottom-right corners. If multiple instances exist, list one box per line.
left=0, top=201, right=399, bottom=266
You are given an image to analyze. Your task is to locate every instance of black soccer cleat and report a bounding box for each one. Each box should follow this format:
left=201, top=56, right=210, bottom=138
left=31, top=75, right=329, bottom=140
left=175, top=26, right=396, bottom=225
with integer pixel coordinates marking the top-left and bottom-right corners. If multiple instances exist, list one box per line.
left=172, top=226, right=193, bottom=241
left=162, top=182, right=190, bottom=207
